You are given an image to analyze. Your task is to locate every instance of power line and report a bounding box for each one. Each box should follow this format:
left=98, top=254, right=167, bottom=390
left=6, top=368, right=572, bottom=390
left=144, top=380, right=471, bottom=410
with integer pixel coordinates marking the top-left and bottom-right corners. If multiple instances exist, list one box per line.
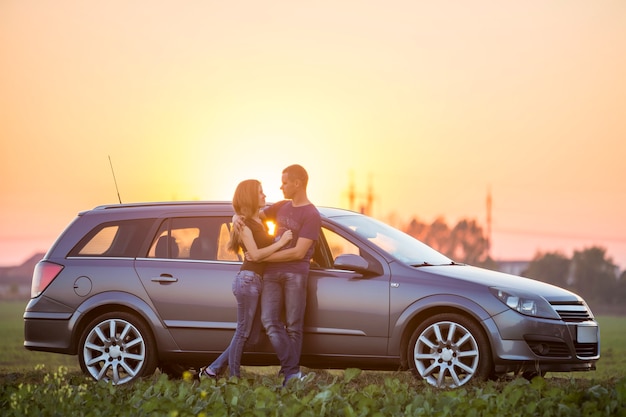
left=493, top=228, right=626, bottom=243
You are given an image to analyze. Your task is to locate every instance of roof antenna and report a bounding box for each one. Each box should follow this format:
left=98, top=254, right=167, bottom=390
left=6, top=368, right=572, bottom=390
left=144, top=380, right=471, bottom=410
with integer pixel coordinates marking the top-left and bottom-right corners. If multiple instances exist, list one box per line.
left=108, top=155, right=123, bottom=204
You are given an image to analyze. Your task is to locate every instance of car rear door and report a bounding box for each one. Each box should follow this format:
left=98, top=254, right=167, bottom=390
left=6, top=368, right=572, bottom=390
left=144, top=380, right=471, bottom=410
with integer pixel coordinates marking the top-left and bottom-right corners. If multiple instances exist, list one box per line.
left=134, top=215, right=244, bottom=352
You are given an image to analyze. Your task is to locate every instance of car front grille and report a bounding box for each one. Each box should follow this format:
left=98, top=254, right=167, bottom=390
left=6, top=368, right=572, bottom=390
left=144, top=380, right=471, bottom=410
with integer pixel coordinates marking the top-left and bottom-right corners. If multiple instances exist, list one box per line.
left=551, top=302, right=593, bottom=322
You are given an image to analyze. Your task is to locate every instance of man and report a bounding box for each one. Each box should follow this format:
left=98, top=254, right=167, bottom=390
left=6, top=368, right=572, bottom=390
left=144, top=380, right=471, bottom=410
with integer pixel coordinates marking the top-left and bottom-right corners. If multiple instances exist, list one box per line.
left=245, top=164, right=320, bottom=385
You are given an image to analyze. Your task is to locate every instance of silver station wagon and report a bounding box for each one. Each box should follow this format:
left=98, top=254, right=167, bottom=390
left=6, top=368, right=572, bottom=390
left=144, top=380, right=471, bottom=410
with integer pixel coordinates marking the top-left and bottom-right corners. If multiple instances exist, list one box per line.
left=24, top=202, right=600, bottom=387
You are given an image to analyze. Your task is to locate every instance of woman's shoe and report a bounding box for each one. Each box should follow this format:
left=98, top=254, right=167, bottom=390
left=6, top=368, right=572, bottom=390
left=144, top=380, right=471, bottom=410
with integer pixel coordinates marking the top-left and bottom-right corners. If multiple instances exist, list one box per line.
left=199, top=366, right=217, bottom=379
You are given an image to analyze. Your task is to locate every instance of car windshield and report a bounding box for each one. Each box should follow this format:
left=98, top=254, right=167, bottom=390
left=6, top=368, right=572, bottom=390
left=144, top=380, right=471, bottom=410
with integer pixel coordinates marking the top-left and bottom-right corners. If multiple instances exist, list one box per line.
left=331, top=214, right=454, bottom=266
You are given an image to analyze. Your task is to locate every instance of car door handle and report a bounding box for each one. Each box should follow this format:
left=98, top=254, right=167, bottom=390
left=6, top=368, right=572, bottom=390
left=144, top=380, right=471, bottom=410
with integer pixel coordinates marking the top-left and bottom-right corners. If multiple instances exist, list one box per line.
left=151, top=275, right=178, bottom=283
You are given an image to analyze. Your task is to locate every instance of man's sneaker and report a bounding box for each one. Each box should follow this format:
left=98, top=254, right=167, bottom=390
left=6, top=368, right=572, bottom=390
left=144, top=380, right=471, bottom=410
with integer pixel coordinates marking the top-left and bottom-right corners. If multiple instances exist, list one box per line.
left=282, top=371, right=302, bottom=386
left=283, top=371, right=315, bottom=386
left=300, top=372, right=315, bottom=383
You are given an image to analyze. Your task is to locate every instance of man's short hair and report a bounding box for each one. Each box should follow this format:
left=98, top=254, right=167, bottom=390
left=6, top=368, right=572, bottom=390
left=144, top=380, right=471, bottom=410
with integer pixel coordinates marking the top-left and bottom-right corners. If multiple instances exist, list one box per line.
left=283, top=164, right=309, bottom=187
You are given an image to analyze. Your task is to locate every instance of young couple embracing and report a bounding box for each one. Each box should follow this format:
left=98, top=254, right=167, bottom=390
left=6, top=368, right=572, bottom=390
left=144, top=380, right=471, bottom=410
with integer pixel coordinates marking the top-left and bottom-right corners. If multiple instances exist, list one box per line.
left=200, top=164, right=320, bottom=386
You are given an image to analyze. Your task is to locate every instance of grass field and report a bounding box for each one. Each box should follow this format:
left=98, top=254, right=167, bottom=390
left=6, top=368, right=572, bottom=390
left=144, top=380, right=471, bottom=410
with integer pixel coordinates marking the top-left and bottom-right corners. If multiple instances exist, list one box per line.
left=0, top=301, right=78, bottom=373
left=3, top=301, right=625, bottom=416
left=2, top=300, right=625, bottom=381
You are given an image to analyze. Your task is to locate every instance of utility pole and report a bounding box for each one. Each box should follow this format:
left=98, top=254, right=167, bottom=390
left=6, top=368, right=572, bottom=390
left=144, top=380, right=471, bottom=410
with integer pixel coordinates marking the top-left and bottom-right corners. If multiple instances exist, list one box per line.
left=348, top=172, right=356, bottom=212
left=486, top=186, right=492, bottom=255
left=345, top=172, right=375, bottom=216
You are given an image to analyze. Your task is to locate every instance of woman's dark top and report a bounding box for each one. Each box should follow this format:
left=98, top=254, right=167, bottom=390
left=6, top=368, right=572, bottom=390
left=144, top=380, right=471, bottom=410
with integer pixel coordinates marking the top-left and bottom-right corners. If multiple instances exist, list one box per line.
left=240, top=217, right=275, bottom=275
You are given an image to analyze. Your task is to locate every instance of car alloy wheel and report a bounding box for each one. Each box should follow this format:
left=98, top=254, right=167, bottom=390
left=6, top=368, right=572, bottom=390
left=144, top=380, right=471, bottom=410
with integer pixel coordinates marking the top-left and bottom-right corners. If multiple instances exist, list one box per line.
left=409, top=313, right=492, bottom=388
left=79, top=312, right=157, bottom=385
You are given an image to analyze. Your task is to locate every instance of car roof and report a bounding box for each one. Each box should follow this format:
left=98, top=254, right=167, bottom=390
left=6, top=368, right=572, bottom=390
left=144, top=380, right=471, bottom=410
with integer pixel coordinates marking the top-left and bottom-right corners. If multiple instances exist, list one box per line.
left=85, top=201, right=359, bottom=219
left=91, top=201, right=233, bottom=211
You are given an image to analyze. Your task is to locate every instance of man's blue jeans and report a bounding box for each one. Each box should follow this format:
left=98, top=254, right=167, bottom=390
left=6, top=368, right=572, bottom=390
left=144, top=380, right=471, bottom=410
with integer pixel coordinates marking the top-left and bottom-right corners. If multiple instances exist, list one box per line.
left=261, top=271, right=307, bottom=378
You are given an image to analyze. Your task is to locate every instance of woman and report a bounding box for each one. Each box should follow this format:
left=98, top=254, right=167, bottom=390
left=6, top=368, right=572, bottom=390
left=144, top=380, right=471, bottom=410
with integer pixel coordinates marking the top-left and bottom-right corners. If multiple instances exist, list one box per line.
left=199, top=179, right=292, bottom=378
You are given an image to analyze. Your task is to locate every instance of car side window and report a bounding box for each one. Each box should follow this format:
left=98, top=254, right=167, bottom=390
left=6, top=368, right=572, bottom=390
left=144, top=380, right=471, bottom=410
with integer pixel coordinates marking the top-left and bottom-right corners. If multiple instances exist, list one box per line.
left=217, top=222, right=241, bottom=261
left=69, top=219, right=154, bottom=258
left=79, top=225, right=119, bottom=255
left=147, top=216, right=241, bottom=261
left=320, top=226, right=384, bottom=274
left=322, top=227, right=360, bottom=260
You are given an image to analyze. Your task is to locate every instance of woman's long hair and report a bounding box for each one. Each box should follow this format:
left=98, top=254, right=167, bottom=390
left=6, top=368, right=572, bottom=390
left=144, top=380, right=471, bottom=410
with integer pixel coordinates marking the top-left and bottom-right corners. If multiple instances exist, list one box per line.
left=227, top=179, right=261, bottom=254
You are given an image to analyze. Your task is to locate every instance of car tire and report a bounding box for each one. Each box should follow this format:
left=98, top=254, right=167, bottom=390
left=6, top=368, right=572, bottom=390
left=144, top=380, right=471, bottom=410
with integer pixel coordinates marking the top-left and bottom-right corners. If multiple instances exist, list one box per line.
left=78, top=312, right=158, bottom=385
left=408, top=312, right=492, bottom=388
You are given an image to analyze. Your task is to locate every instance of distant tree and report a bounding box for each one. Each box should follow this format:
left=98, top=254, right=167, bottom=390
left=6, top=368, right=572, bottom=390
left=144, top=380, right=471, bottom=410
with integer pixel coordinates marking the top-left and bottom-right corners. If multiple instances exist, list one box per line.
left=616, top=270, right=626, bottom=308
left=424, top=217, right=452, bottom=255
left=571, top=247, right=618, bottom=304
left=522, top=251, right=571, bottom=288
left=449, top=219, right=490, bottom=265
left=405, top=217, right=428, bottom=243
left=403, top=216, right=492, bottom=267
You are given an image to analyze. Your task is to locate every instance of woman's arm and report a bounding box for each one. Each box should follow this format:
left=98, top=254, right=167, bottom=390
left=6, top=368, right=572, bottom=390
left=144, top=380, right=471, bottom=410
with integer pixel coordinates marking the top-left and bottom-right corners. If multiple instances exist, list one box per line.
left=261, top=237, right=314, bottom=263
left=242, top=227, right=292, bottom=262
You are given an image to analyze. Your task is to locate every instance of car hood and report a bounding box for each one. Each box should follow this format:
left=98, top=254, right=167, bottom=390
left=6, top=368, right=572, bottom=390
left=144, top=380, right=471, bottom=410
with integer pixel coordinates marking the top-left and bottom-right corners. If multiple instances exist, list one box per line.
left=420, top=264, right=583, bottom=303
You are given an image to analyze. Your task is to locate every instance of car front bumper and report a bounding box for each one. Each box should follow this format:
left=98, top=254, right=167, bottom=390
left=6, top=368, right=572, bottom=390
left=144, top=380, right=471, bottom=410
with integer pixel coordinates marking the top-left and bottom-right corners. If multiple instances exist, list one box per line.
left=486, top=309, right=599, bottom=374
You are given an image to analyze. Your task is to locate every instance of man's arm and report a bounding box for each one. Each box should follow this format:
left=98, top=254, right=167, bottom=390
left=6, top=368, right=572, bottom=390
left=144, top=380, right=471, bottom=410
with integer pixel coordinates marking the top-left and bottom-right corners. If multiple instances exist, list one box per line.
left=260, top=237, right=314, bottom=263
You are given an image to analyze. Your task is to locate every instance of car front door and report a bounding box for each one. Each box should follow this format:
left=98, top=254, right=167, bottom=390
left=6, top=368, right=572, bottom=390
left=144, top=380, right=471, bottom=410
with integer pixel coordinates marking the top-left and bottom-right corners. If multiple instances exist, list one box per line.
left=302, top=225, right=390, bottom=357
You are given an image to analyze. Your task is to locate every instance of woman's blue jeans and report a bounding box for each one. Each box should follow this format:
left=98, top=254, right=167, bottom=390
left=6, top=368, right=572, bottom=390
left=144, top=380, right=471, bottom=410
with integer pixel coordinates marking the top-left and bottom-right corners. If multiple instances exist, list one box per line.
left=209, top=270, right=262, bottom=377
left=260, top=271, right=307, bottom=378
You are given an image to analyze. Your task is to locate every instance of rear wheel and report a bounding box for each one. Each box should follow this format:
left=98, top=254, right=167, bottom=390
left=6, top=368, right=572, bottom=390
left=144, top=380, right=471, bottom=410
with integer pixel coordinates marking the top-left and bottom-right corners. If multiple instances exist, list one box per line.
left=79, top=312, right=158, bottom=385
left=408, top=313, right=492, bottom=388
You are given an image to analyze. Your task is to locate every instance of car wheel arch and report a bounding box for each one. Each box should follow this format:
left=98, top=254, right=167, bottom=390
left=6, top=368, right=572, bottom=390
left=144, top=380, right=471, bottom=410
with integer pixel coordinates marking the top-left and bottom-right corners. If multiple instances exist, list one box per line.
left=68, top=291, right=177, bottom=356
left=392, top=295, right=493, bottom=369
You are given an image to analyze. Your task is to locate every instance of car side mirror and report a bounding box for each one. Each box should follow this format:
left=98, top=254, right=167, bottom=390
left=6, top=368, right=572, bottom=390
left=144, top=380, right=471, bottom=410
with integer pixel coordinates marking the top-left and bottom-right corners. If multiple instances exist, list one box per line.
left=333, top=254, right=370, bottom=274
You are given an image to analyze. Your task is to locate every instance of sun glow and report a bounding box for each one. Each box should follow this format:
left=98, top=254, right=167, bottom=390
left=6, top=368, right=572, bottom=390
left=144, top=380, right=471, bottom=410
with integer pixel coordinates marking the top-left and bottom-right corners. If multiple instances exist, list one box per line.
left=265, top=221, right=277, bottom=236
left=1, top=1, right=625, bottom=270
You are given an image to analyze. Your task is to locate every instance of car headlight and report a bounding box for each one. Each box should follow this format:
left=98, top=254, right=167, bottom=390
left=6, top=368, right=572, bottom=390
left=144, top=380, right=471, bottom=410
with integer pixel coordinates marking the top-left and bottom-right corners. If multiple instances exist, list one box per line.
left=489, top=287, right=560, bottom=319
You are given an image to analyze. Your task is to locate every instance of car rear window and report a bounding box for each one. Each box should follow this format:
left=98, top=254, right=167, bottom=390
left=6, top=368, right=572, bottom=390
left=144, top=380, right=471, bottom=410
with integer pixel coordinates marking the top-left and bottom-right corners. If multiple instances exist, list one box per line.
left=68, top=219, right=155, bottom=258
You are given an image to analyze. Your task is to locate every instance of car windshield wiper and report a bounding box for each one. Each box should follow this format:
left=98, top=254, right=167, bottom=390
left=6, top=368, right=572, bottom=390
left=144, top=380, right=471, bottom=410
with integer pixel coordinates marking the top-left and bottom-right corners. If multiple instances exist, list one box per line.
left=412, top=261, right=463, bottom=268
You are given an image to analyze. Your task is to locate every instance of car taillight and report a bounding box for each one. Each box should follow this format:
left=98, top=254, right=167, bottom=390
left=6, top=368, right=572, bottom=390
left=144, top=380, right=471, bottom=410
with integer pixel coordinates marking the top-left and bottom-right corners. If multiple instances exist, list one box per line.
left=31, top=261, right=64, bottom=298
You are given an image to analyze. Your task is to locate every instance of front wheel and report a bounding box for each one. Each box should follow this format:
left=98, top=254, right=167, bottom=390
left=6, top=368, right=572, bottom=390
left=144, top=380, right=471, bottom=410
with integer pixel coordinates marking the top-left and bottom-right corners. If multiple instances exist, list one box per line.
left=79, top=312, right=158, bottom=385
left=408, top=313, right=492, bottom=388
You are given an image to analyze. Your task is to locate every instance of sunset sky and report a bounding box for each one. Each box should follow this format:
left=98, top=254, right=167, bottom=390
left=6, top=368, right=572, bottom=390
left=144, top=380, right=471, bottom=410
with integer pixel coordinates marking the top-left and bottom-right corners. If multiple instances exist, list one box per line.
left=1, top=1, right=625, bottom=270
